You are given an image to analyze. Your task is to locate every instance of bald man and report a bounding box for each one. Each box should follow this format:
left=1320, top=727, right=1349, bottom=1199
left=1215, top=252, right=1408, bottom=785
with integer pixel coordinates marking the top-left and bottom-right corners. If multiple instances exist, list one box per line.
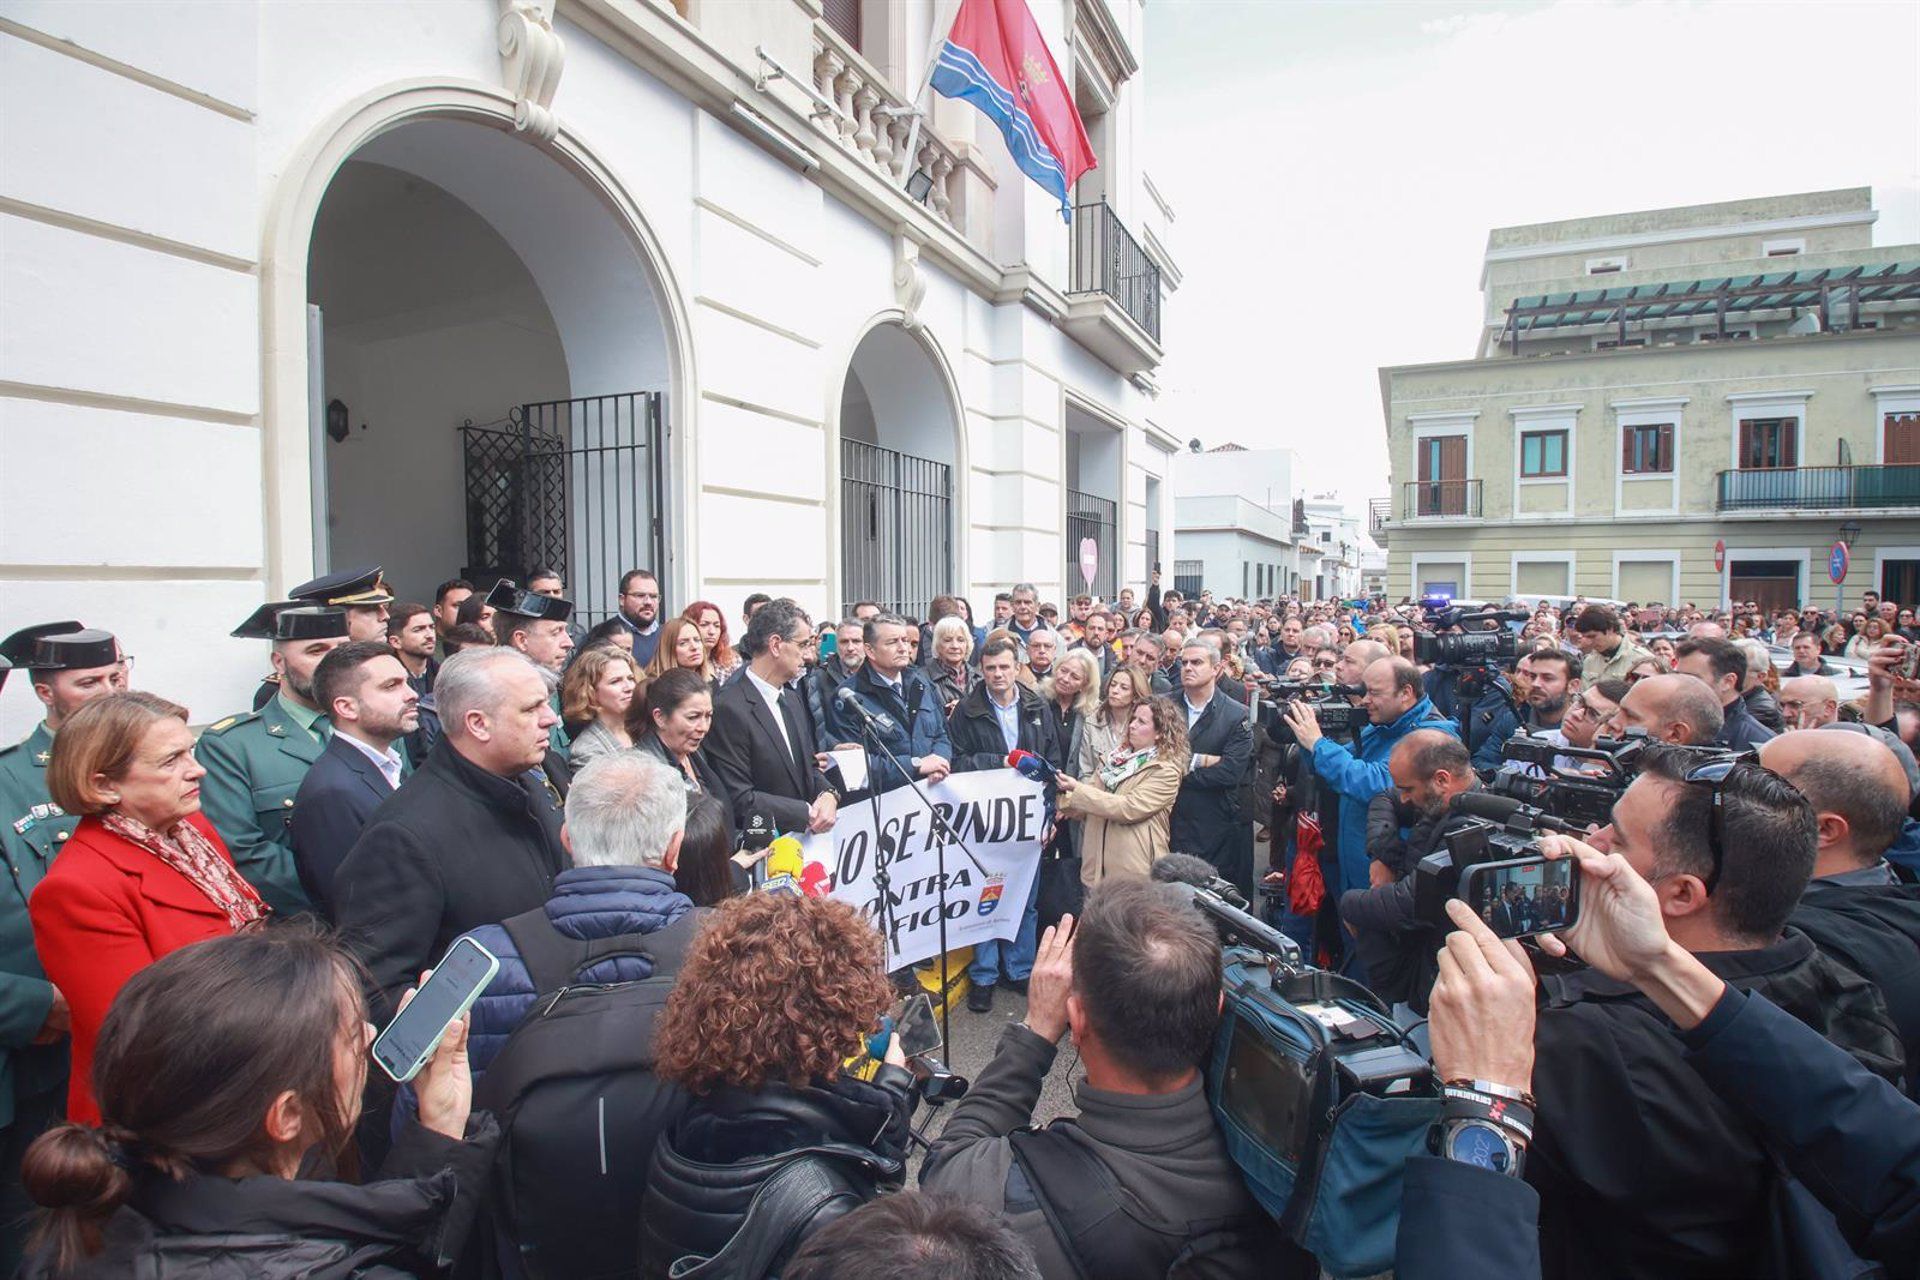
left=1612, top=673, right=1725, bottom=746
left=1778, top=675, right=1840, bottom=730
left=1764, top=730, right=1920, bottom=1094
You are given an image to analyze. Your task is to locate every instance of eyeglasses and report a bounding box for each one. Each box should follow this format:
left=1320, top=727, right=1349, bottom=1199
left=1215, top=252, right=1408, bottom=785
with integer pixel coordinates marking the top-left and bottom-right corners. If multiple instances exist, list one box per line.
left=1682, top=758, right=1742, bottom=894
left=1313, top=657, right=1338, bottom=668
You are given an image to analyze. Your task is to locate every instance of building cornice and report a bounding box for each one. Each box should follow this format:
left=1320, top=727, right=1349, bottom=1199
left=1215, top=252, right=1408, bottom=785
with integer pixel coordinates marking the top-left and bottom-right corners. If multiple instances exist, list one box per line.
left=1074, top=0, right=1139, bottom=88
left=1477, top=208, right=1879, bottom=287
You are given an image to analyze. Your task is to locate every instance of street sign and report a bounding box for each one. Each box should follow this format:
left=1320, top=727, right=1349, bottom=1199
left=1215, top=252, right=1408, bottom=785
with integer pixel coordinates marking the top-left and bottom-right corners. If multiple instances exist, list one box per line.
left=1829, top=541, right=1850, bottom=585
left=1713, top=539, right=1726, bottom=572
left=1079, top=538, right=1098, bottom=589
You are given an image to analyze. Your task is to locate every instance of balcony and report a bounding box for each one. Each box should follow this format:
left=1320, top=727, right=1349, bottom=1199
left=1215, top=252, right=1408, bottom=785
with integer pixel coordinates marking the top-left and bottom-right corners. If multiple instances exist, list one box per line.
left=1401, top=479, right=1483, bottom=519
left=1369, top=496, right=1391, bottom=542
left=1716, top=465, right=1920, bottom=513
left=1062, top=200, right=1163, bottom=375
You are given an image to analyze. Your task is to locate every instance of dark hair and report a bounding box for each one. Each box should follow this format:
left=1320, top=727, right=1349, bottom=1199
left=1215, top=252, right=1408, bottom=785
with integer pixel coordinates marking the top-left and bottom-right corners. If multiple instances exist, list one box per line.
left=442, top=623, right=494, bottom=654
left=1592, top=678, right=1630, bottom=705
left=1393, top=727, right=1469, bottom=779
left=1636, top=744, right=1816, bottom=942
left=1070, top=880, right=1221, bottom=1084
left=994, top=592, right=1013, bottom=605
left=1380, top=657, right=1424, bottom=698
left=978, top=638, right=1020, bottom=665
left=743, top=593, right=772, bottom=617
left=23, top=926, right=366, bottom=1269
left=582, top=617, right=633, bottom=650
left=1674, top=637, right=1745, bottom=689
left=1523, top=649, right=1574, bottom=679
left=785, top=1192, right=1041, bottom=1280
left=1572, top=605, right=1621, bottom=636
left=645, top=668, right=711, bottom=725
left=312, top=640, right=396, bottom=717
left=434, top=578, right=474, bottom=605
left=740, top=598, right=812, bottom=661
left=385, top=601, right=430, bottom=638
left=619, top=569, right=659, bottom=596
left=674, top=793, right=739, bottom=907
left=863, top=611, right=912, bottom=647
left=454, top=595, right=492, bottom=631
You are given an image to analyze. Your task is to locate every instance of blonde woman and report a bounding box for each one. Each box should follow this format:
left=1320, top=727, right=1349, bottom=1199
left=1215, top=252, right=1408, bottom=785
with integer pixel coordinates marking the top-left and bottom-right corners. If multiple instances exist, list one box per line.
left=1041, top=649, right=1101, bottom=778
left=1056, top=696, right=1189, bottom=885
left=560, top=645, right=642, bottom=767
left=1076, top=663, right=1153, bottom=779
left=926, top=614, right=976, bottom=713
left=644, top=615, right=713, bottom=689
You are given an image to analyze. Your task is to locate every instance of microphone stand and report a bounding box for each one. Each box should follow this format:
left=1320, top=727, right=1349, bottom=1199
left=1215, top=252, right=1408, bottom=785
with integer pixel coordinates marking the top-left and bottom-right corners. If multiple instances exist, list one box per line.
left=843, top=690, right=992, bottom=1052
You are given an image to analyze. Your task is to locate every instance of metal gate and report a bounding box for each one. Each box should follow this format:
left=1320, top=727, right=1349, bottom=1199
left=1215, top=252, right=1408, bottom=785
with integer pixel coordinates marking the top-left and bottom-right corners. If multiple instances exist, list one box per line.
left=462, top=392, right=666, bottom=627
left=841, top=439, right=952, bottom=616
left=1066, top=489, right=1117, bottom=599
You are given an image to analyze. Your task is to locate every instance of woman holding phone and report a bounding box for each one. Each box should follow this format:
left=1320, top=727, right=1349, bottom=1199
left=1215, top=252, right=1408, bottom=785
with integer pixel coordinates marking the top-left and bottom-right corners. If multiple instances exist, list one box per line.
left=18, top=927, right=494, bottom=1277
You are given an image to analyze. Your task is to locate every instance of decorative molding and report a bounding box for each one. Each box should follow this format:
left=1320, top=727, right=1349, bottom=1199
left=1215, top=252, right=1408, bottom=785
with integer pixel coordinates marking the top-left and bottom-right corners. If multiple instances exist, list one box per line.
left=893, top=235, right=928, bottom=331
left=1074, top=0, right=1140, bottom=88
left=497, top=0, right=566, bottom=141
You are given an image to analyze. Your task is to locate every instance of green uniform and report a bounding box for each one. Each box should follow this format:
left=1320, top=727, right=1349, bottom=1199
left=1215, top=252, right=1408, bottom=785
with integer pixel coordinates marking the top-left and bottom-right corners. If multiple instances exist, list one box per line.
left=195, top=695, right=327, bottom=915
left=0, top=724, right=72, bottom=1128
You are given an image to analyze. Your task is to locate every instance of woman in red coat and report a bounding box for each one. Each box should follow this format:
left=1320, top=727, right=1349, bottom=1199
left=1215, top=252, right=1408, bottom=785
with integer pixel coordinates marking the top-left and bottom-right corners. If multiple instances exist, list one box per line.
left=30, top=691, right=269, bottom=1124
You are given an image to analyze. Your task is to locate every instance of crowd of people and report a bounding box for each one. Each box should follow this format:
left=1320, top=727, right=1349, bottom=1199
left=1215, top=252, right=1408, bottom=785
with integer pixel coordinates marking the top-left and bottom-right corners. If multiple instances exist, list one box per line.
left=0, top=565, right=1916, bottom=1278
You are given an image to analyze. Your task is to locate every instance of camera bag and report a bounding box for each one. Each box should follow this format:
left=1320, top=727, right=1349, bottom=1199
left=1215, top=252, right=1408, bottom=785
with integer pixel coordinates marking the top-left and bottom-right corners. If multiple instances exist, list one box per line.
left=1207, top=947, right=1439, bottom=1279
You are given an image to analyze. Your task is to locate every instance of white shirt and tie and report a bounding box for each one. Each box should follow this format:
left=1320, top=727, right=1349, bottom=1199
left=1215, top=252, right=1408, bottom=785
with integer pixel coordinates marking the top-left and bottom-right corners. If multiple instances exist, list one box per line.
left=745, top=667, right=804, bottom=771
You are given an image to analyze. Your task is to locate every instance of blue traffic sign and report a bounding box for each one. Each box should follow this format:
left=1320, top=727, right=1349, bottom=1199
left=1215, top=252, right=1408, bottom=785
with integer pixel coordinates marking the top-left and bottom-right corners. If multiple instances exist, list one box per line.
left=1829, top=541, right=1850, bottom=585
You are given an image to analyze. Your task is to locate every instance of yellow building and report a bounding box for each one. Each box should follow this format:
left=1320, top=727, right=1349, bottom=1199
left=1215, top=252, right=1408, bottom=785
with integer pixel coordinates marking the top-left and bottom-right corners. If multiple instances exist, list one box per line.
left=1377, top=188, right=1920, bottom=612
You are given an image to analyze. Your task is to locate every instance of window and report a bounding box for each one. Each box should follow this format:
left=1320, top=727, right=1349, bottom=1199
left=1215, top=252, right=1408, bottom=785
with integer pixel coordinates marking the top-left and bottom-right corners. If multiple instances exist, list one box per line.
left=1763, top=238, right=1806, bottom=257
left=822, top=0, right=860, bottom=47
left=1520, top=429, right=1568, bottom=478
left=1738, top=418, right=1798, bottom=469
left=1622, top=423, right=1674, bottom=474
left=1585, top=257, right=1628, bottom=275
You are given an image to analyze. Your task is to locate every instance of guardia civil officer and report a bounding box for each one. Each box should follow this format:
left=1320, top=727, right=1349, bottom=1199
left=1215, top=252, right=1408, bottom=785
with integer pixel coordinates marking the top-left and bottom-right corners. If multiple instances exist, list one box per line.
left=197, top=605, right=349, bottom=914
left=252, top=566, right=395, bottom=708
left=0, top=624, right=128, bottom=1271
left=487, top=578, right=576, bottom=760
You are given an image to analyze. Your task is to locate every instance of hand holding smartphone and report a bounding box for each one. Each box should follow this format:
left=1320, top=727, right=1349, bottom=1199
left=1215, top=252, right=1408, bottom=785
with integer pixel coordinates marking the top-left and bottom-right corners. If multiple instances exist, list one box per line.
left=1458, top=855, right=1581, bottom=940
left=372, top=937, right=497, bottom=1083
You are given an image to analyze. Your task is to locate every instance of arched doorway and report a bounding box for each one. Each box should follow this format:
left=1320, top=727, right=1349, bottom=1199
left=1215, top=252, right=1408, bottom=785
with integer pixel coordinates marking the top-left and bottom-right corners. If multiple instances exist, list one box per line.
left=837, top=323, right=960, bottom=615
left=303, top=116, right=674, bottom=623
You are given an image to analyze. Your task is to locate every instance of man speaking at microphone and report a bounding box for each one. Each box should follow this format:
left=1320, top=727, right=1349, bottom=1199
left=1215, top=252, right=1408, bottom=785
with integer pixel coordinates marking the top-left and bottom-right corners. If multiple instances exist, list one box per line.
left=824, top=612, right=951, bottom=797
left=949, top=638, right=1063, bottom=1012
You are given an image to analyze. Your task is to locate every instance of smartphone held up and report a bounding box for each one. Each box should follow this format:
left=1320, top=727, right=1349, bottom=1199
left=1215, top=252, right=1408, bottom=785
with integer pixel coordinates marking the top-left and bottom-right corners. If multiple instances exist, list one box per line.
left=370, top=937, right=498, bottom=1083
left=1458, top=855, right=1581, bottom=941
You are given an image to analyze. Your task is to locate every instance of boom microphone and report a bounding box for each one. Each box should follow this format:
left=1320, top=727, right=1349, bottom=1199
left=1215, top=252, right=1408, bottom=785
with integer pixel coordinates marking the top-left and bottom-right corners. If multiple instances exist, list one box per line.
left=834, top=684, right=897, bottom=735
left=1451, top=790, right=1581, bottom=834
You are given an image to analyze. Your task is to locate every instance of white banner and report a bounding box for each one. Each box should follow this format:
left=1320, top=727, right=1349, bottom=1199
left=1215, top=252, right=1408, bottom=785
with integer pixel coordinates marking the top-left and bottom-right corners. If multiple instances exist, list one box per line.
left=796, top=769, right=1047, bottom=970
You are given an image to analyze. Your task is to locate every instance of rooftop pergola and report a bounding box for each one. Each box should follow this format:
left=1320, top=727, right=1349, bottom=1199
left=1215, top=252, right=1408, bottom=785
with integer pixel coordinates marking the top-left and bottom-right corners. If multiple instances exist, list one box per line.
left=1500, top=261, right=1920, bottom=353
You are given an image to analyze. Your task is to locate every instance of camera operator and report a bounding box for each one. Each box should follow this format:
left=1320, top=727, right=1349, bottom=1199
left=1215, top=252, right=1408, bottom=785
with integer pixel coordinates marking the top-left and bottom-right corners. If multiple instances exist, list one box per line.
left=1672, top=636, right=1775, bottom=750
left=1339, top=730, right=1480, bottom=1011
left=1762, top=729, right=1920, bottom=1094
left=921, top=884, right=1291, bottom=1279
left=1285, top=658, right=1457, bottom=899
left=1610, top=672, right=1724, bottom=746
left=1524, top=745, right=1903, bottom=1279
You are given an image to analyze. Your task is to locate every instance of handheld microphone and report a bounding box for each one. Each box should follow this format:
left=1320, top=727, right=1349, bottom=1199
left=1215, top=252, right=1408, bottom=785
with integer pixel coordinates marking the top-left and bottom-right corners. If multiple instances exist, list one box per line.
left=760, top=833, right=832, bottom=897
left=1006, top=748, right=1060, bottom=784
left=834, top=684, right=897, bottom=735
left=1451, top=790, right=1581, bottom=834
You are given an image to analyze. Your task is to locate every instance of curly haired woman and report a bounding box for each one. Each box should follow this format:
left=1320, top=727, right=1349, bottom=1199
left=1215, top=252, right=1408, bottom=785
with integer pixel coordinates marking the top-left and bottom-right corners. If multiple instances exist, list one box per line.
left=639, top=893, right=913, bottom=1279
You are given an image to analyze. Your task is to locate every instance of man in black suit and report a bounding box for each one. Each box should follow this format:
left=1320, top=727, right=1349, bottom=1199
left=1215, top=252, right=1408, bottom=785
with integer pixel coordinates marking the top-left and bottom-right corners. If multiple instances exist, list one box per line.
left=1170, top=640, right=1254, bottom=896
left=706, top=599, right=840, bottom=838
left=289, top=641, right=419, bottom=918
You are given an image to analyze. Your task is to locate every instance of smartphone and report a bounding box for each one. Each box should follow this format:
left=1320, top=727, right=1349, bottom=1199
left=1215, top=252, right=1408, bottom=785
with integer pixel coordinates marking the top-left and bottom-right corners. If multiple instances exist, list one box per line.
left=370, top=937, right=500, bottom=1083
left=896, top=992, right=941, bottom=1057
left=1458, top=855, right=1581, bottom=940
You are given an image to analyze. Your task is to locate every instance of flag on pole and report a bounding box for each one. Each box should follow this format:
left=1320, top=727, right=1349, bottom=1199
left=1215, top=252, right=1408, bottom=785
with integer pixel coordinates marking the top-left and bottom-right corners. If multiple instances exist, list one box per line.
left=929, top=0, right=1096, bottom=220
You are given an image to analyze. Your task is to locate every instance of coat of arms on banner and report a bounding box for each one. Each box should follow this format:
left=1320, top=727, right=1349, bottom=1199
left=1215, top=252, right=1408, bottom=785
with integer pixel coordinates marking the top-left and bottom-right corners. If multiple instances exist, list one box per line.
left=978, top=873, right=1007, bottom=917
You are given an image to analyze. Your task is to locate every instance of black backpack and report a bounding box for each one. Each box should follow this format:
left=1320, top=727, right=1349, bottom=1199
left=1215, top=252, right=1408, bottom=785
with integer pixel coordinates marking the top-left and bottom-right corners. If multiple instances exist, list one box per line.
left=471, top=909, right=704, bottom=1280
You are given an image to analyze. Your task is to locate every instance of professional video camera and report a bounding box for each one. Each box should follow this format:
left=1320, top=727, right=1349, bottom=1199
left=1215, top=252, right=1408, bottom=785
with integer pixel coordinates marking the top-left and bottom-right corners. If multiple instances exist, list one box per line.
left=1411, top=792, right=1585, bottom=935
left=1261, top=677, right=1367, bottom=742
left=1411, top=605, right=1524, bottom=669
left=1487, top=733, right=1736, bottom=830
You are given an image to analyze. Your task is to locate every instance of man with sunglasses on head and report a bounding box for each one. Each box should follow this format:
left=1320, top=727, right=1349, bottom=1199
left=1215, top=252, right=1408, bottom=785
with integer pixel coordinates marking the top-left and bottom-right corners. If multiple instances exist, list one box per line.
left=1526, top=745, right=1904, bottom=1280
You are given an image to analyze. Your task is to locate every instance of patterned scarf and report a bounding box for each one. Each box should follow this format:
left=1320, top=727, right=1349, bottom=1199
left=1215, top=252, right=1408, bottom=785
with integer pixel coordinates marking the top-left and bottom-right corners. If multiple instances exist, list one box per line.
left=100, top=813, right=270, bottom=932
left=1098, top=745, right=1158, bottom=792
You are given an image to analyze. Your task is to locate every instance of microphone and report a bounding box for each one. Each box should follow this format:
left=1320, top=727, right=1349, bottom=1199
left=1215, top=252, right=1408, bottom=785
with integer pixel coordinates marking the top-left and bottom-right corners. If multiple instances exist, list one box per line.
left=761, top=834, right=832, bottom=897
left=1151, top=853, right=1252, bottom=912
left=834, top=684, right=897, bottom=735
left=1451, top=790, right=1580, bottom=834
left=1006, top=748, right=1060, bottom=785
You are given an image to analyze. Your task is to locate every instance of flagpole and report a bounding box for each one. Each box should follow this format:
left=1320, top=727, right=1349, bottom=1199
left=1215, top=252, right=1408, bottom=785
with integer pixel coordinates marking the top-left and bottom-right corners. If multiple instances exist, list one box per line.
left=898, top=0, right=960, bottom=192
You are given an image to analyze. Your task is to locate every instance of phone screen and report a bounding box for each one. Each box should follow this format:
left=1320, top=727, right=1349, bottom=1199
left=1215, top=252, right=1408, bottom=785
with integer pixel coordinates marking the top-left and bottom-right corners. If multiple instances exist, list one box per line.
left=1461, top=856, right=1580, bottom=940
left=896, top=992, right=941, bottom=1057
left=371, top=937, right=498, bottom=1082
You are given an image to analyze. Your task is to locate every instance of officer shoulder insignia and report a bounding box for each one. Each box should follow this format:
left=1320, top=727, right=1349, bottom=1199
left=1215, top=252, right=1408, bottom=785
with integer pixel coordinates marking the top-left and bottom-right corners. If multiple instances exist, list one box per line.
left=34, top=752, right=49, bottom=765
left=203, top=712, right=259, bottom=737
left=10, top=815, right=30, bottom=836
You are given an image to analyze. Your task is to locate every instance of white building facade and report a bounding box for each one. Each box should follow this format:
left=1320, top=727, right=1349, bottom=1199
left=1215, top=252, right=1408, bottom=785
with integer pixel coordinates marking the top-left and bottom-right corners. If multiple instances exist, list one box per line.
left=1171, top=444, right=1304, bottom=598
left=0, top=0, right=1182, bottom=736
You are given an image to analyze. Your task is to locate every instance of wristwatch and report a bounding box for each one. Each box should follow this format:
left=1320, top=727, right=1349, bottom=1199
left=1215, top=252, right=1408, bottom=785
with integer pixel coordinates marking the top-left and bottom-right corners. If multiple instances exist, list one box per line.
left=1430, top=1116, right=1526, bottom=1176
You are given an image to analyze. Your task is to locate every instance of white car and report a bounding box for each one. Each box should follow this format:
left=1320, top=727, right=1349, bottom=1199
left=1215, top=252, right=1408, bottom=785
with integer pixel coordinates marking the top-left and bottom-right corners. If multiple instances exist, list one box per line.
left=1767, top=645, right=1870, bottom=703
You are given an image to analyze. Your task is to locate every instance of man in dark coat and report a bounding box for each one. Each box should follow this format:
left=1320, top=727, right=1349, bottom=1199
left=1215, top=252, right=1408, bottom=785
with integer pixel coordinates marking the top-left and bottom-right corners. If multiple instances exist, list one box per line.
left=948, top=637, right=1062, bottom=1012
left=1169, top=640, right=1254, bottom=896
left=1526, top=746, right=1904, bottom=1280
left=822, top=613, right=951, bottom=796
left=289, top=642, right=419, bottom=919
left=335, top=648, right=570, bottom=1021
left=707, top=600, right=838, bottom=840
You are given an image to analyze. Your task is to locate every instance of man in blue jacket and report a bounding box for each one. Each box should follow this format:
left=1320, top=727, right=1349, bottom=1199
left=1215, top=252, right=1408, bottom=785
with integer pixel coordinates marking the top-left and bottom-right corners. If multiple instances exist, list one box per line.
left=823, top=612, right=952, bottom=796
left=1460, top=667, right=1522, bottom=775
left=1284, top=657, right=1457, bottom=897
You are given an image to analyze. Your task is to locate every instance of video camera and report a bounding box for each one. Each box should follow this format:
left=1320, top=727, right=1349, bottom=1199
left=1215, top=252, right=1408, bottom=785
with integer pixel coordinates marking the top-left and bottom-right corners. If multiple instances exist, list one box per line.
left=1411, top=606, right=1525, bottom=669
left=1261, top=677, right=1367, bottom=743
left=1486, top=733, right=1736, bottom=830
left=1412, top=792, right=1583, bottom=934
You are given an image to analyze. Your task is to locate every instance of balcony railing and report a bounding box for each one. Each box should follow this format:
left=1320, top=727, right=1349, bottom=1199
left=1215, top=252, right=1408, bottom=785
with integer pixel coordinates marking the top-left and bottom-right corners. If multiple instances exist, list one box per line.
left=808, top=23, right=964, bottom=232
left=1401, top=479, right=1482, bottom=518
left=1368, top=496, right=1391, bottom=534
left=1717, top=465, right=1920, bottom=512
left=1069, top=201, right=1161, bottom=342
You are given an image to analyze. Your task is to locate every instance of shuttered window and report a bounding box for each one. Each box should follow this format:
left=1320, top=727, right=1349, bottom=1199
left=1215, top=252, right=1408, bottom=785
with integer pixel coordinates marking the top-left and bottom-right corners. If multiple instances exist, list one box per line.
left=1622, top=423, right=1674, bottom=474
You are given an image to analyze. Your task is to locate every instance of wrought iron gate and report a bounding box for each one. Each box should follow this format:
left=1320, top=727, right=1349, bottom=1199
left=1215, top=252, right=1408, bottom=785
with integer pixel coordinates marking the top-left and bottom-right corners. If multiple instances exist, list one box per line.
left=841, top=440, right=952, bottom=616
left=1066, top=489, right=1117, bottom=599
left=462, top=392, right=666, bottom=627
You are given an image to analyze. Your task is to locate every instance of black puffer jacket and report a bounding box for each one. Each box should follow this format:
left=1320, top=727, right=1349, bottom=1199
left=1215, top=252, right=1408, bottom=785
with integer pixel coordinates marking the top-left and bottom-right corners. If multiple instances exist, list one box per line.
left=21, top=1113, right=499, bottom=1279
left=640, top=1068, right=912, bottom=1280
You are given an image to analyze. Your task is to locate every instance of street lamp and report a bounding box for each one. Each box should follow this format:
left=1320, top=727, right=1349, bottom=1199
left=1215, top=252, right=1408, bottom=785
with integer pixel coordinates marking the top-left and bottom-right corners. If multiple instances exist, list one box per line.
left=1840, top=519, right=1863, bottom=546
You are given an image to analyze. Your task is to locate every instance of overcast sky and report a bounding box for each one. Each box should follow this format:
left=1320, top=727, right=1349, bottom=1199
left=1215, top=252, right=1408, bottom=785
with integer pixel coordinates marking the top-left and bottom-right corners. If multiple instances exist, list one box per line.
left=1143, top=0, right=1920, bottom=512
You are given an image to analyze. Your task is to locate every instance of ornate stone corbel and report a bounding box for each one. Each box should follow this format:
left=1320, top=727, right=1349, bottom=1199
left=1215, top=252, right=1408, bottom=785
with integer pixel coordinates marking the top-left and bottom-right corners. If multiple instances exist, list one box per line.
left=497, top=0, right=565, bottom=142
left=894, top=236, right=928, bottom=331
